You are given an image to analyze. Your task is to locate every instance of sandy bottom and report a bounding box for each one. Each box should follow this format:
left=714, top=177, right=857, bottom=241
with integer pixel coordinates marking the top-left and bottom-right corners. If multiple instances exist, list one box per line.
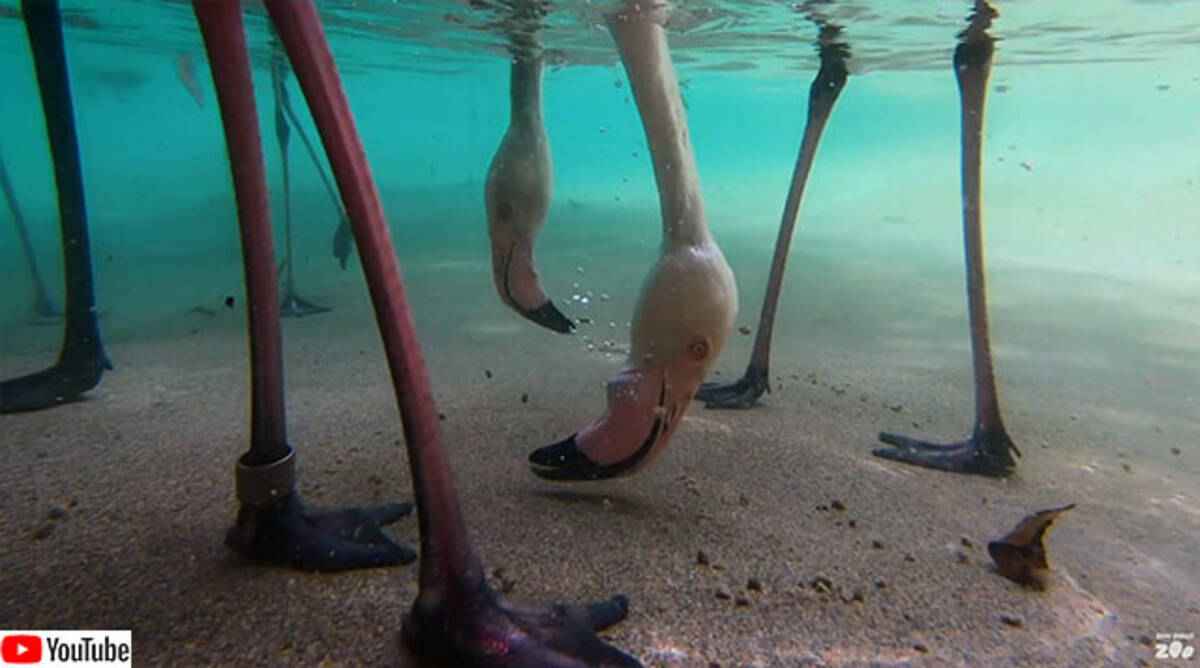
left=1, top=225, right=1198, bottom=666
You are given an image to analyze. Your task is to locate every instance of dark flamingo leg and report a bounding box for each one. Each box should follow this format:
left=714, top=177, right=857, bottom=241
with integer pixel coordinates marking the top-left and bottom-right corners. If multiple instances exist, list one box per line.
left=0, top=144, right=60, bottom=322
left=1, top=0, right=111, bottom=414
left=269, top=41, right=332, bottom=317
left=695, top=16, right=848, bottom=410
left=262, top=0, right=639, bottom=662
left=192, top=0, right=414, bottom=573
left=873, top=0, right=1019, bottom=477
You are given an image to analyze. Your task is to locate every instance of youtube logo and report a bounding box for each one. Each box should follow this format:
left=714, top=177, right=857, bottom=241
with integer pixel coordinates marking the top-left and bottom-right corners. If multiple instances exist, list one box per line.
left=1, top=635, right=42, bottom=664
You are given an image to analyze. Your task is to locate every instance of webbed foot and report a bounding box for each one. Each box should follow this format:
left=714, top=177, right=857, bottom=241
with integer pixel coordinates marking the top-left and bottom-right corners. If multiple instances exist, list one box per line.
left=873, top=426, right=1019, bottom=477
left=227, top=490, right=415, bottom=572
left=694, top=364, right=768, bottom=409
left=0, top=350, right=111, bottom=414
left=403, top=582, right=640, bottom=667
left=280, top=289, right=331, bottom=317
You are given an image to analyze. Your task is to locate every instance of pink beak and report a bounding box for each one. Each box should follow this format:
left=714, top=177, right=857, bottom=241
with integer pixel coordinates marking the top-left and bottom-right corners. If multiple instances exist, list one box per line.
left=529, top=364, right=696, bottom=481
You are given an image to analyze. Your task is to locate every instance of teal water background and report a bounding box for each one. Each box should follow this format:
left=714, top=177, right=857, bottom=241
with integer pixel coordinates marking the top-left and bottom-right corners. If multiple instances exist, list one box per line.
left=1, top=0, right=1198, bottom=356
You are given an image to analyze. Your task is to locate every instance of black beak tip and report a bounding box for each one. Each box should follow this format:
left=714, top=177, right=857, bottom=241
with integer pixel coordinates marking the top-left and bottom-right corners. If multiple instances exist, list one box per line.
left=522, top=300, right=575, bottom=334
left=529, top=434, right=605, bottom=481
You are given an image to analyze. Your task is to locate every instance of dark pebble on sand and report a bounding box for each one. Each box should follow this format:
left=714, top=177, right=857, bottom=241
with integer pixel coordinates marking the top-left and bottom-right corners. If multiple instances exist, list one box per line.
left=1122, top=463, right=1132, bottom=474
left=955, top=551, right=969, bottom=564
left=520, top=393, right=528, bottom=403
left=830, top=500, right=845, bottom=511
left=32, top=524, right=54, bottom=540
left=872, top=540, right=885, bottom=549
left=738, top=493, right=750, bottom=507
left=874, top=578, right=886, bottom=589
left=738, top=325, right=751, bottom=335
left=578, top=317, right=591, bottom=324
left=890, top=404, right=903, bottom=412
left=224, top=296, right=235, bottom=308
left=47, top=507, right=68, bottom=521
left=1138, top=635, right=1153, bottom=647
left=904, top=553, right=915, bottom=562
left=437, top=413, right=446, bottom=421
left=747, top=577, right=763, bottom=592
left=66, top=497, right=78, bottom=508
left=847, top=518, right=857, bottom=528
left=1000, top=615, right=1023, bottom=628
left=696, top=550, right=710, bottom=566
left=367, top=475, right=382, bottom=486
left=1171, top=447, right=1181, bottom=456
left=734, top=596, right=750, bottom=607
left=913, top=643, right=929, bottom=653
left=844, top=586, right=865, bottom=603
left=484, top=369, right=493, bottom=379
left=960, top=536, right=974, bottom=549
left=715, top=586, right=732, bottom=600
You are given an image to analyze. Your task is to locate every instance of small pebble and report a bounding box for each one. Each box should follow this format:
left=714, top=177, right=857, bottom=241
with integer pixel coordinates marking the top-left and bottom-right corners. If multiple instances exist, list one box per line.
left=738, top=494, right=750, bottom=507
left=47, top=507, right=68, bottom=521
left=578, top=317, right=592, bottom=324
left=872, top=540, right=885, bottom=550
left=960, top=536, right=974, bottom=549
left=1171, top=447, right=1181, bottom=456
left=738, top=325, right=751, bottom=336
left=437, top=413, right=446, bottom=421
left=65, top=497, right=79, bottom=508
left=810, top=576, right=833, bottom=594
left=847, top=518, right=857, bottom=528
left=830, top=500, right=845, bottom=511
left=904, top=553, right=915, bottom=562
left=874, top=578, right=886, bottom=589
left=484, top=369, right=493, bottom=379
left=1000, top=615, right=1023, bottom=628
left=520, top=393, right=529, bottom=404
left=1138, top=635, right=1153, bottom=647
left=890, top=404, right=903, bottom=412
left=844, top=586, right=865, bottom=603
left=224, top=296, right=235, bottom=308
left=1122, top=463, right=1132, bottom=474
left=913, top=643, right=929, bottom=654
left=715, top=586, right=732, bottom=600
left=696, top=550, right=710, bottom=566
left=955, top=550, right=969, bottom=564
left=734, top=596, right=750, bottom=607
left=747, top=577, right=763, bottom=592
left=32, top=524, right=54, bottom=540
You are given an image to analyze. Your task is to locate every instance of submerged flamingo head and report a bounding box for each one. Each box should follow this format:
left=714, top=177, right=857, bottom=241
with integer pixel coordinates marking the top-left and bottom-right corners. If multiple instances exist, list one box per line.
left=530, top=240, right=737, bottom=481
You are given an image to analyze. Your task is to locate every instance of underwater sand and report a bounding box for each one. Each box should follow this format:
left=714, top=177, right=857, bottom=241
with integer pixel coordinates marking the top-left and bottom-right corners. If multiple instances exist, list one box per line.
left=1, top=200, right=1197, bottom=665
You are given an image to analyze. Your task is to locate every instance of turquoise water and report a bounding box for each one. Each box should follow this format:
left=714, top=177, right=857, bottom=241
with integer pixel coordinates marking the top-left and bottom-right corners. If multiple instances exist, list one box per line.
left=1, top=1, right=1199, bottom=662
left=2, top=1, right=1197, bottom=332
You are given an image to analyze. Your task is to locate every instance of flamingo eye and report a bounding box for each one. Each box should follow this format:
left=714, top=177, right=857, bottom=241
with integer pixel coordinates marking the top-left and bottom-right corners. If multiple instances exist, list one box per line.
left=687, top=337, right=710, bottom=362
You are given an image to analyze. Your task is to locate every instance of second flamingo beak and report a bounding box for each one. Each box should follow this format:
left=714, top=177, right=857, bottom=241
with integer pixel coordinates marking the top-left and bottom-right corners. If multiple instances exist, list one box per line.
left=489, top=222, right=574, bottom=334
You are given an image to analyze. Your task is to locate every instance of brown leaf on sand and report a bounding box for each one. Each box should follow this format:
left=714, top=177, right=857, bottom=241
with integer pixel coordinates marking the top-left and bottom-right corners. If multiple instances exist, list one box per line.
left=987, top=504, right=1075, bottom=589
